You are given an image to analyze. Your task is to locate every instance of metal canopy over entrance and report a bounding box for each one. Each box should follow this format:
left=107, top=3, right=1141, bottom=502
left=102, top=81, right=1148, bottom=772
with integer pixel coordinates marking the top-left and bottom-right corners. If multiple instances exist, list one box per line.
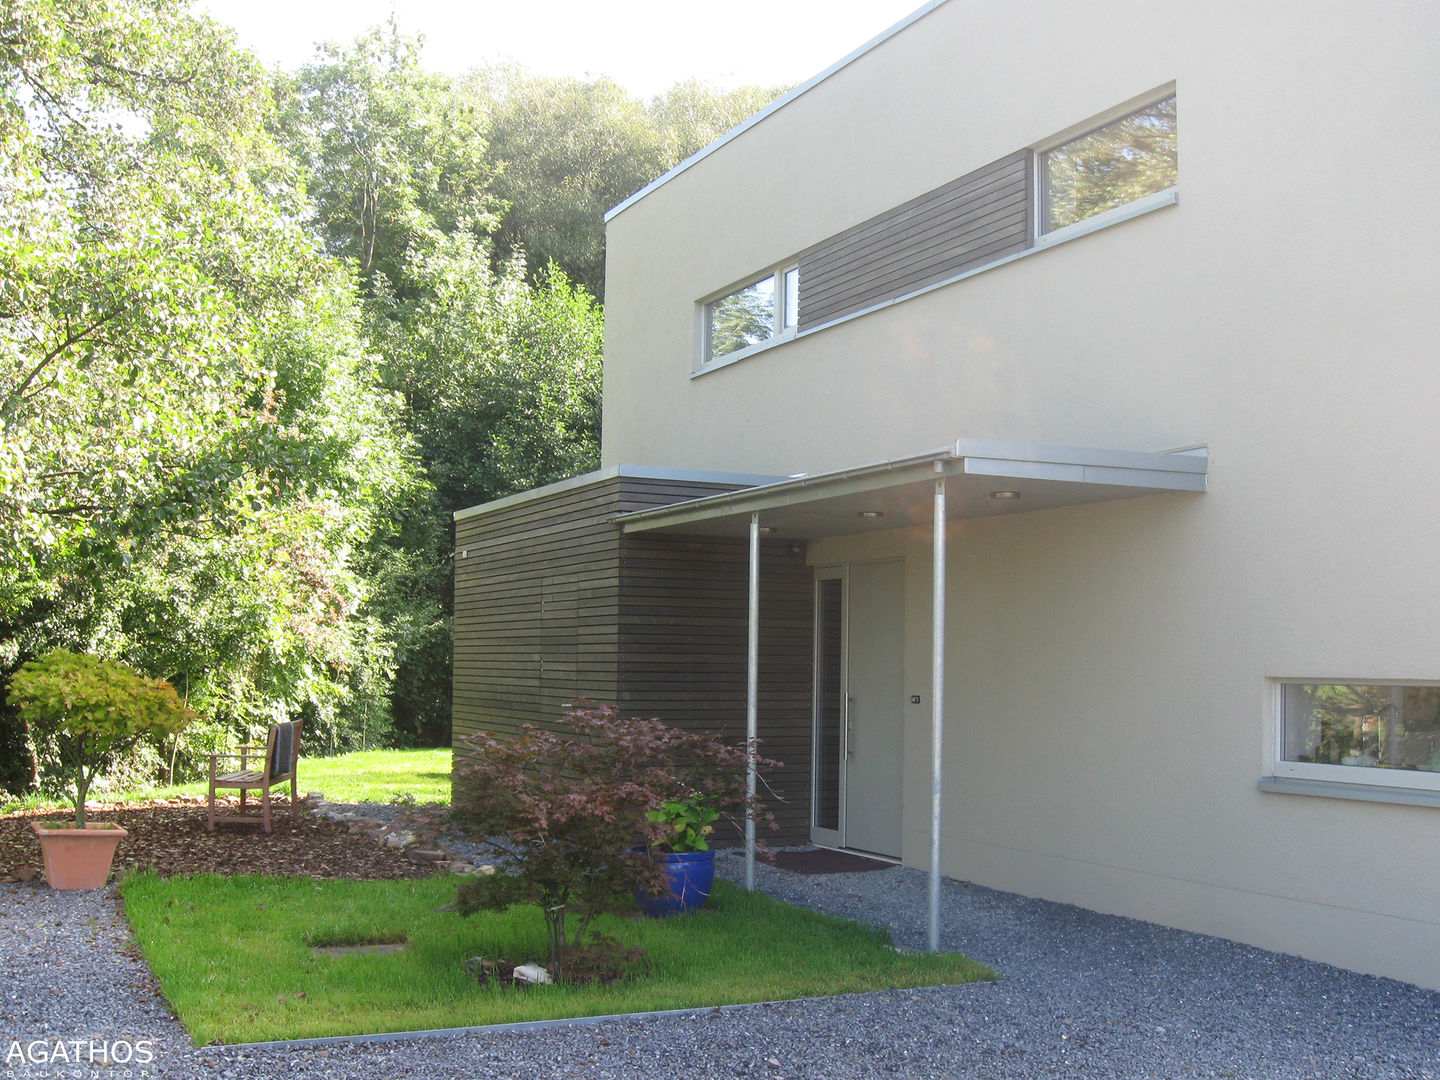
left=614, top=437, right=1207, bottom=951
left=615, top=437, right=1206, bottom=540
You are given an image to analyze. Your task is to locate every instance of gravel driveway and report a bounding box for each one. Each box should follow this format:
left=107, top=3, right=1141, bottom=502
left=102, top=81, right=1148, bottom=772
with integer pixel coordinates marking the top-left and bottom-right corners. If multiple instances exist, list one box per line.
left=3, top=851, right=1438, bottom=1079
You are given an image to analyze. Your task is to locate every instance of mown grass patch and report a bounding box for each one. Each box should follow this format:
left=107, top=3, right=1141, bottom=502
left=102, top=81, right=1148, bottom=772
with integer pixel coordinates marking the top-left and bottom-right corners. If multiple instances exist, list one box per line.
left=296, top=747, right=452, bottom=804
left=2, top=747, right=453, bottom=814
left=121, top=873, right=994, bottom=1044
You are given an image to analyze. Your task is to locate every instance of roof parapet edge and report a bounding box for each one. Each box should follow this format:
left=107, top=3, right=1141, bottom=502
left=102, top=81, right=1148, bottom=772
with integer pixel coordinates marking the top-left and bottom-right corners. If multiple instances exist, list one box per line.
left=603, top=0, right=952, bottom=224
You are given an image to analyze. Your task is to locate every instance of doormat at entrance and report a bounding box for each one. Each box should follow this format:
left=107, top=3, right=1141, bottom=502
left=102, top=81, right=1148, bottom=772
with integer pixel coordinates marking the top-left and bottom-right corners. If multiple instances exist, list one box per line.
left=768, top=848, right=894, bottom=874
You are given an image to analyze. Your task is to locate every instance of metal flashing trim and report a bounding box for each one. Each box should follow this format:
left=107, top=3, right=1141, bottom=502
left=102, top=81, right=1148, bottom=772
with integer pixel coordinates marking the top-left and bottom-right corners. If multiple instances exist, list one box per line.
left=453, top=465, right=787, bottom=522
left=603, top=0, right=952, bottom=223
left=223, top=984, right=960, bottom=1051
left=615, top=447, right=955, bottom=532
left=953, top=437, right=1207, bottom=492
left=949, top=436, right=1207, bottom=475
left=1258, top=776, right=1440, bottom=810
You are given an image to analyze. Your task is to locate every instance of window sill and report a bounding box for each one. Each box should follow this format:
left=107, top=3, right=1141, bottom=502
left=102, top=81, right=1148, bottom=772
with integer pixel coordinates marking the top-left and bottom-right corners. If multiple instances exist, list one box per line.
left=1034, top=187, right=1178, bottom=249
left=1258, top=776, right=1440, bottom=809
left=692, top=329, right=797, bottom=377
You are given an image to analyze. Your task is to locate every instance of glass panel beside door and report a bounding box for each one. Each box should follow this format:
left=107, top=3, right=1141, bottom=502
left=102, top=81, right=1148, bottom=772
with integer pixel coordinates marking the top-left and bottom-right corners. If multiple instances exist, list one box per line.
left=813, top=573, right=845, bottom=838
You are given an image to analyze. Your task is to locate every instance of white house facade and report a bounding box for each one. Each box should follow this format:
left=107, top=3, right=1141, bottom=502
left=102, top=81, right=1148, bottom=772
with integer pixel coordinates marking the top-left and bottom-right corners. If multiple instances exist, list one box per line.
left=456, top=0, right=1440, bottom=989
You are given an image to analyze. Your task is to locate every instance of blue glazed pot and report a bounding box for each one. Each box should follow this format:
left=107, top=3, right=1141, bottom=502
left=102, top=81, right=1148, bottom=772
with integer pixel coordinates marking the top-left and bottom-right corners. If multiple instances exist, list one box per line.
left=635, top=848, right=716, bottom=917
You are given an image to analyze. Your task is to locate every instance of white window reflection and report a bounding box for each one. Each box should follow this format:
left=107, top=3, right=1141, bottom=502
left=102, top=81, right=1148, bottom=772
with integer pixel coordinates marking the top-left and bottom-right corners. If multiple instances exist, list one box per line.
left=1043, top=96, right=1177, bottom=233
left=704, top=264, right=799, bottom=364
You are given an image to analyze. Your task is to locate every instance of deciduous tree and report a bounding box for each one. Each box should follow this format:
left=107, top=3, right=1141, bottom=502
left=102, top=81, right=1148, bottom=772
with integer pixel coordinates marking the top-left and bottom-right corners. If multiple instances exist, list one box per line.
left=0, top=0, right=416, bottom=786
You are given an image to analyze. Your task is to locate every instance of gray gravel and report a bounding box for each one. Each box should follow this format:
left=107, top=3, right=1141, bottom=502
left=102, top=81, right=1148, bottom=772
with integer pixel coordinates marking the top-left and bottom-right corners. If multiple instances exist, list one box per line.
left=4, top=833, right=1439, bottom=1079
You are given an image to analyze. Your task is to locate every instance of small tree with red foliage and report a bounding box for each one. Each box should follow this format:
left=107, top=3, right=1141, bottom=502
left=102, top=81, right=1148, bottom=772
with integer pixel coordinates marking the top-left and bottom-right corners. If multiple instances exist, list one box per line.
left=445, top=702, right=779, bottom=978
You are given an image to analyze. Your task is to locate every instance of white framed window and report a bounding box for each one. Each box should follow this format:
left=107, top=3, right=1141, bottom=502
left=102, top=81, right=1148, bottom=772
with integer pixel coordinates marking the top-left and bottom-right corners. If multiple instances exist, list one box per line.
left=1274, top=680, right=1440, bottom=794
left=692, top=91, right=1178, bottom=374
left=702, top=264, right=799, bottom=367
left=1037, top=93, right=1177, bottom=242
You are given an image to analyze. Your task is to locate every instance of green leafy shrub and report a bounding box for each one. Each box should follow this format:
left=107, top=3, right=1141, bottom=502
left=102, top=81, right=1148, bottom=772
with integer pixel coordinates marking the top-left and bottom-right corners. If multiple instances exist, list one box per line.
left=645, top=796, right=720, bottom=853
left=7, top=650, right=195, bottom=826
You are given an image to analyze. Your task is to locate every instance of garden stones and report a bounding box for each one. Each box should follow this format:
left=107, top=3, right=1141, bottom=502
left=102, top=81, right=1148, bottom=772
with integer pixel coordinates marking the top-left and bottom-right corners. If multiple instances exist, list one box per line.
left=305, top=796, right=483, bottom=873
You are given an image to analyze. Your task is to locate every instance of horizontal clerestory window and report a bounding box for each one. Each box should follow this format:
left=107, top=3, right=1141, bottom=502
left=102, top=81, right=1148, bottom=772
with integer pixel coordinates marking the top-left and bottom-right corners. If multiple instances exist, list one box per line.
left=695, top=86, right=1176, bottom=372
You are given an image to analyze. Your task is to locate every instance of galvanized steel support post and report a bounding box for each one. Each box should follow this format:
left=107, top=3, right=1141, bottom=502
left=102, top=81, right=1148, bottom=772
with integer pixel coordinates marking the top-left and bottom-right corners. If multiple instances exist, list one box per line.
left=746, top=511, right=760, bottom=892
left=929, top=470, right=946, bottom=952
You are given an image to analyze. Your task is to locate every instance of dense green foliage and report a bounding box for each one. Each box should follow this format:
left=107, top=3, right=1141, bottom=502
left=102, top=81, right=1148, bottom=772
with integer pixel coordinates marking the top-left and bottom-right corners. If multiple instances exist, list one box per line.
left=274, top=30, right=608, bottom=745
left=276, top=23, right=498, bottom=300
left=645, top=795, right=720, bottom=853
left=478, top=70, right=782, bottom=299
left=8, top=649, right=194, bottom=824
left=0, top=0, right=782, bottom=794
left=0, top=0, right=418, bottom=785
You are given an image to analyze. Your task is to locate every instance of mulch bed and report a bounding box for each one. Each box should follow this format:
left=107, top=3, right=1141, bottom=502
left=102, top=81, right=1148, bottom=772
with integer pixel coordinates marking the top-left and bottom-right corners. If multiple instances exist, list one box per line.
left=0, top=799, right=437, bottom=883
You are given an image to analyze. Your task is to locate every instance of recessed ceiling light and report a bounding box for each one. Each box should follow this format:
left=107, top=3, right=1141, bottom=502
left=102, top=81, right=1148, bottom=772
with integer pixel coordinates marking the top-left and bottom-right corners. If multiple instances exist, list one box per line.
left=758, top=526, right=776, bottom=534
left=990, top=490, right=1021, bottom=500
left=858, top=510, right=884, bottom=519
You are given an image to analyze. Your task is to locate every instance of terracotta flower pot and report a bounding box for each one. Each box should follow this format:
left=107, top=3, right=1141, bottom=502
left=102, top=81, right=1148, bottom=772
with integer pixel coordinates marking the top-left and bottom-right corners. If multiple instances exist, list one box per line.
left=30, top=822, right=128, bottom=889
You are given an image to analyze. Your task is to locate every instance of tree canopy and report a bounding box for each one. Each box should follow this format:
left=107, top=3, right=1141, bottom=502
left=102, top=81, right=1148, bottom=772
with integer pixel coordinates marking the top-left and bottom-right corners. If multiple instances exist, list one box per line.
left=475, top=69, right=784, bottom=299
left=276, top=22, right=498, bottom=297
left=0, top=0, right=415, bottom=777
left=0, top=0, right=783, bottom=792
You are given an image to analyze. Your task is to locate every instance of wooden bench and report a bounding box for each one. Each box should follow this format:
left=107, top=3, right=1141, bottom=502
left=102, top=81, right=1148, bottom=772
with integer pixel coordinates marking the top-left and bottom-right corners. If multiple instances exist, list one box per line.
left=206, top=721, right=302, bottom=834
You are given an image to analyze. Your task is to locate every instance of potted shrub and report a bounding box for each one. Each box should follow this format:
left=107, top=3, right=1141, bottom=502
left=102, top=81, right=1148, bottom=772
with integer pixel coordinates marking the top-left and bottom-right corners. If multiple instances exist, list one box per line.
left=7, top=649, right=194, bottom=889
left=635, top=794, right=721, bottom=917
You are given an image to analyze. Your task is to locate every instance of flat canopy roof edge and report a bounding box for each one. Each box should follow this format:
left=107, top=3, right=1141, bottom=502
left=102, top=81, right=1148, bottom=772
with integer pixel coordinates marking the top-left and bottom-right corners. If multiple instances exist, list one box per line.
left=453, top=464, right=788, bottom=522
left=950, top=436, right=1208, bottom=475
left=614, top=438, right=1208, bottom=538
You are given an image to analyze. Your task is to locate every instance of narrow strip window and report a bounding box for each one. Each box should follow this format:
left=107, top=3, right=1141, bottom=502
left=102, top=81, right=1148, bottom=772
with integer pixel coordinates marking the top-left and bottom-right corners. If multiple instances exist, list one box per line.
left=1041, top=95, right=1177, bottom=234
left=704, top=265, right=799, bottom=364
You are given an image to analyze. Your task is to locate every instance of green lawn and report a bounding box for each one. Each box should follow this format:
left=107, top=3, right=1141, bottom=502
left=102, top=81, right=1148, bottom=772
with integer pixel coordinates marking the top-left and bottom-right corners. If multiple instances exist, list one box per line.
left=2, top=747, right=453, bottom=813
left=293, top=747, right=453, bottom=804
left=121, top=874, right=995, bottom=1044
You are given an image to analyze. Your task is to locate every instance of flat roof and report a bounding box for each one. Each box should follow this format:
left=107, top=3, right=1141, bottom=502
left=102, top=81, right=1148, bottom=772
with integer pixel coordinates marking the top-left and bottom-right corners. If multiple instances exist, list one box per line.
left=604, top=0, right=952, bottom=223
left=452, top=464, right=788, bottom=522
left=613, top=438, right=1207, bottom=539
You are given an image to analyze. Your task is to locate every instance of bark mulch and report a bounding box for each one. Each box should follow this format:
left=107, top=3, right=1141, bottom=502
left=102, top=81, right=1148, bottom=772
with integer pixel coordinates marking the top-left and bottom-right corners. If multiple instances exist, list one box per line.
left=0, top=798, right=436, bottom=883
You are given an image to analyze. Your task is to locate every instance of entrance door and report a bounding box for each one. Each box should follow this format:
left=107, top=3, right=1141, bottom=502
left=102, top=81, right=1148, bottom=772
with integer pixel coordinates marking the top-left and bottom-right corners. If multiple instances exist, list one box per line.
left=811, top=560, right=905, bottom=857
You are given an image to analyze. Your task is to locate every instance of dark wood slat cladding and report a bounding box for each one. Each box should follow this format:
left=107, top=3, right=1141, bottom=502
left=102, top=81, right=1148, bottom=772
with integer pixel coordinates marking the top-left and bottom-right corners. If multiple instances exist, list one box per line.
left=615, top=505, right=814, bottom=845
left=453, top=477, right=629, bottom=745
left=453, top=472, right=817, bottom=846
left=797, top=150, right=1032, bottom=331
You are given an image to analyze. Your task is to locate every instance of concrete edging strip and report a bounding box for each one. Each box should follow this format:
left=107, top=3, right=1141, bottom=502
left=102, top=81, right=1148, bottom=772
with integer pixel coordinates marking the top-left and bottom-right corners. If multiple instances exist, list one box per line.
left=225, top=997, right=808, bottom=1051
left=223, top=985, right=967, bottom=1051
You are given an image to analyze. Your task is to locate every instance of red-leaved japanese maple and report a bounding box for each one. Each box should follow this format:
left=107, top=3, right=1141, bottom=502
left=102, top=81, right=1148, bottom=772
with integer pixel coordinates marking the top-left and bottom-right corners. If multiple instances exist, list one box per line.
left=443, top=702, right=780, bottom=977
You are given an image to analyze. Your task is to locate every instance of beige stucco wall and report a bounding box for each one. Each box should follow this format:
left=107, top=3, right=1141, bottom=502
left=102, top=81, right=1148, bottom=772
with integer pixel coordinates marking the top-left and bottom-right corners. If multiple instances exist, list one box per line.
left=601, top=0, right=1440, bottom=988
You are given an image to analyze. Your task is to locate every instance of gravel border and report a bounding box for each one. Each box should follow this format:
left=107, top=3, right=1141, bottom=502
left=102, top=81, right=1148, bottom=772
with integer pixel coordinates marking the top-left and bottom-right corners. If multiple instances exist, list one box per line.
left=4, top=818, right=1439, bottom=1079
